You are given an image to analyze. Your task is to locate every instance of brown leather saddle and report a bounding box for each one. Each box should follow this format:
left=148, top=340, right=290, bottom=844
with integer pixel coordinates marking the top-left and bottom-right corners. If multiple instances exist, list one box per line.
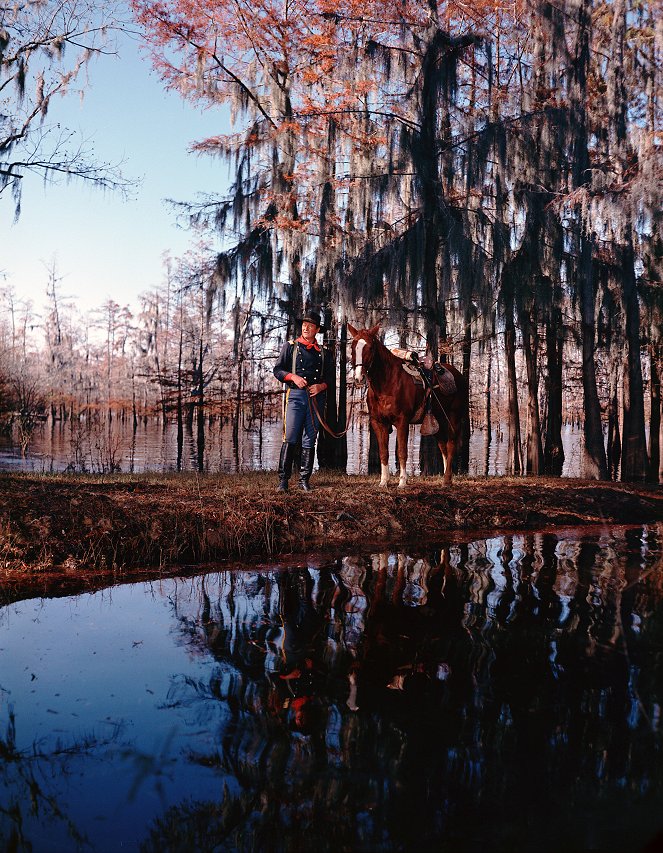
left=398, top=359, right=457, bottom=433
left=401, top=361, right=457, bottom=395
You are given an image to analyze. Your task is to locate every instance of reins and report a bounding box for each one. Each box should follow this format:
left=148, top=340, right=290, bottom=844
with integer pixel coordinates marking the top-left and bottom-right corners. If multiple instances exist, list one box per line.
left=308, top=381, right=360, bottom=439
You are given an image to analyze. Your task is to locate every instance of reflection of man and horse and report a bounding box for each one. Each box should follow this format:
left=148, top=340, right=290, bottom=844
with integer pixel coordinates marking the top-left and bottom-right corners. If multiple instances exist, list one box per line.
left=274, top=310, right=469, bottom=490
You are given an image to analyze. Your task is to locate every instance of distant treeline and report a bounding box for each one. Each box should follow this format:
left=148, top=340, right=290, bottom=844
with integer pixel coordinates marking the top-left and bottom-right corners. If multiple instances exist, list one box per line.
left=1, top=0, right=662, bottom=482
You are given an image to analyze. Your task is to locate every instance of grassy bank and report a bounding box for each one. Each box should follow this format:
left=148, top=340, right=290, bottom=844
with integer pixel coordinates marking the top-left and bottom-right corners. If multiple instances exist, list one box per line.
left=1, top=470, right=662, bottom=599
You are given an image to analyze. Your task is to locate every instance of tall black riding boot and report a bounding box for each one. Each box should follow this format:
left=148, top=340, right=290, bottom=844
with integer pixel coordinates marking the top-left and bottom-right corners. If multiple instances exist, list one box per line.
left=277, top=442, right=295, bottom=491
left=299, top=446, right=315, bottom=491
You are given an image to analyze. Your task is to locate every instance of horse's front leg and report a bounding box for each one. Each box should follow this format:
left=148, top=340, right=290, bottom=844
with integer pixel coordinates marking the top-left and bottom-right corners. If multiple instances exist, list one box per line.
left=372, top=419, right=391, bottom=488
left=396, top=419, right=410, bottom=489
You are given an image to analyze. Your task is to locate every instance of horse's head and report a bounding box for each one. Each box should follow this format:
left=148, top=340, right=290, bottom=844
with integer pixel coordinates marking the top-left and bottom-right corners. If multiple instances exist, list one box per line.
left=348, top=323, right=381, bottom=385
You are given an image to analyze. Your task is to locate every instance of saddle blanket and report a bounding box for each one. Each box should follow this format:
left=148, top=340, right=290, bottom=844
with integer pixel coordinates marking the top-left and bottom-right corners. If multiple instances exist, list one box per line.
left=402, top=362, right=425, bottom=384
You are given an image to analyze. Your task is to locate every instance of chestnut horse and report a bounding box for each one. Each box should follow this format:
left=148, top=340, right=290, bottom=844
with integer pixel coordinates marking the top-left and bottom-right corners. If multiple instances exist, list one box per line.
left=349, top=324, right=468, bottom=488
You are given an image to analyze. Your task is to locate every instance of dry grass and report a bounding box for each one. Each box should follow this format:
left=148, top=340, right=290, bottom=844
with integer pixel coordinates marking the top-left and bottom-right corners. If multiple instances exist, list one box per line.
left=1, top=471, right=661, bottom=599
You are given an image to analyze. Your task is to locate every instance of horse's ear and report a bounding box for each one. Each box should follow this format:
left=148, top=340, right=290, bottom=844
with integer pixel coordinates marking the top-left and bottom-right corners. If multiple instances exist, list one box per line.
left=369, top=324, right=381, bottom=337
left=347, top=323, right=358, bottom=339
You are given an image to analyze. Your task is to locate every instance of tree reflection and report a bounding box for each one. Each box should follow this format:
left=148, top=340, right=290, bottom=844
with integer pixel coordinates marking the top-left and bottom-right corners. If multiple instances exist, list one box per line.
left=0, top=705, right=121, bottom=851
left=147, top=527, right=663, bottom=852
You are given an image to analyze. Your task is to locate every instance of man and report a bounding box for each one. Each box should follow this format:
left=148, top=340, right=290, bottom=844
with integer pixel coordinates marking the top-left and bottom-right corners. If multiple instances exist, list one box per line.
left=273, top=310, right=333, bottom=491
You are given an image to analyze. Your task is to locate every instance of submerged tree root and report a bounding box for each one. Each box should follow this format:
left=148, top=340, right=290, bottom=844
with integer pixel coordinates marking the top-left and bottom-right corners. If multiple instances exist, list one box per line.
left=0, top=472, right=661, bottom=600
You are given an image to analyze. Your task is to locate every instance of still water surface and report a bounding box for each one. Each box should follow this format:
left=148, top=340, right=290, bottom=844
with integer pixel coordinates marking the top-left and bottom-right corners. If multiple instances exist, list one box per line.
left=0, top=416, right=586, bottom=477
left=1, top=527, right=662, bottom=852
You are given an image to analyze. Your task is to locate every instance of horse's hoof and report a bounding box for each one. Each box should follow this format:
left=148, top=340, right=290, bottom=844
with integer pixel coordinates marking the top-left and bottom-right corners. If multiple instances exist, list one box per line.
left=397, top=481, right=407, bottom=490
left=379, top=481, right=389, bottom=489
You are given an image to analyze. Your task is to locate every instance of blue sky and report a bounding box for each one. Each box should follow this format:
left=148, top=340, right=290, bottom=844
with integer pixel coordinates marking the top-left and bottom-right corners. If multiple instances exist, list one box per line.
left=1, top=29, right=229, bottom=319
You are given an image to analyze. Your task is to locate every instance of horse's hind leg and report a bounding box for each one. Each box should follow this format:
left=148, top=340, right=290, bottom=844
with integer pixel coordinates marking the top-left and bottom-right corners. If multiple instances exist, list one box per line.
left=396, top=420, right=409, bottom=489
left=437, top=435, right=455, bottom=486
left=372, top=419, right=390, bottom=487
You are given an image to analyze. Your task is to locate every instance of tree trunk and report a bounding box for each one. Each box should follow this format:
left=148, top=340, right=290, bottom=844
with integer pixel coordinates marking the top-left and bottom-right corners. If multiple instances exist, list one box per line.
left=197, top=337, right=205, bottom=473
left=458, top=310, right=472, bottom=474
left=368, top=423, right=381, bottom=474
left=579, top=239, right=608, bottom=478
left=420, top=434, right=443, bottom=475
left=415, top=26, right=452, bottom=480
left=543, top=310, right=564, bottom=475
left=335, top=320, right=349, bottom=471
left=317, top=331, right=338, bottom=470
left=504, top=317, right=523, bottom=476
left=566, top=0, right=606, bottom=479
left=619, top=233, right=648, bottom=481
left=484, top=339, right=492, bottom=477
left=648, top=344, right=661, bottom=482
left=233, top=356, right=243, bottom=451
left=607, top=357, right=621, bottom=480
left=177, top=327, right=184, bottom=472
left=521, top=306, right=544, bottom=475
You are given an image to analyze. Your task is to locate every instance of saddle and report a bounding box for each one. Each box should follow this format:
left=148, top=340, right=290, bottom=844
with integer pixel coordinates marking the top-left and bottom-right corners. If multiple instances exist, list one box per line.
left=399, top=360, right=457, bottom=396
left=402, top=362, right=424, bottom=384
left=393, top=351, right=457, bottom=435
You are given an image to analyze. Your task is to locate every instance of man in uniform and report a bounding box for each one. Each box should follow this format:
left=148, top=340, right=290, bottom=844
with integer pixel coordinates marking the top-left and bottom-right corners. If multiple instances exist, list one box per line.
left=273, top=310, right=333, bottom=491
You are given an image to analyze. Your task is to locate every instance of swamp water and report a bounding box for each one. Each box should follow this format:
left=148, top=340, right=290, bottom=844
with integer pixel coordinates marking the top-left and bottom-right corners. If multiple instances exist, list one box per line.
left=1, top=527, right=663, bottom=852
left=0, top=415, right=586, bottom=478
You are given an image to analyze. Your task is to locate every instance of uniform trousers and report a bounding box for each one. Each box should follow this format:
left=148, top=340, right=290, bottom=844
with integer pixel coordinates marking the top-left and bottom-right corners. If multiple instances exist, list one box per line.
left=283, top=388, right=325, bottom=448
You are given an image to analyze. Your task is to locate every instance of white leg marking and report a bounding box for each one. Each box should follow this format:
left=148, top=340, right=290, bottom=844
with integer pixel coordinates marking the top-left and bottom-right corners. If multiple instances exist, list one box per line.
left=398, top=463, right=407, bottom=489
left=441, top=451, right=451, bottom=485
left=380, top=463, right=389, bottom=488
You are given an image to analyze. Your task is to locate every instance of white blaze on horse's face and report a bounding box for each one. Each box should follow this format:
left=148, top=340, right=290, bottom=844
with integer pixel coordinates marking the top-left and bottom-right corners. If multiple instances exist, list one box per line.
left=354, top=339, right=367, bottom=384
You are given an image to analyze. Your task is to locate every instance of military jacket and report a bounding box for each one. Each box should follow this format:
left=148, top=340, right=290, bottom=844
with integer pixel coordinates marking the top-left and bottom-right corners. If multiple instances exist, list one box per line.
left=274, top=338, right=334, bottom=389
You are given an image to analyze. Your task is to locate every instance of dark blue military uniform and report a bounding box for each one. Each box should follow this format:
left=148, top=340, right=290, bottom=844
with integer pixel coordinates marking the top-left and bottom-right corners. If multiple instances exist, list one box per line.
left=273, top=327, right=334, bottom=491
left=274, top=338, right=333, bottom=448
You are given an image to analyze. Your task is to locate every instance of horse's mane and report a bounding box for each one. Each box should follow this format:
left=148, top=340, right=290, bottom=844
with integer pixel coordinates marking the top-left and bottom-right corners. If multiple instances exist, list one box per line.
left=350, top=325, right=402, bottom=375
left=349, top=324, right=395, bottom=357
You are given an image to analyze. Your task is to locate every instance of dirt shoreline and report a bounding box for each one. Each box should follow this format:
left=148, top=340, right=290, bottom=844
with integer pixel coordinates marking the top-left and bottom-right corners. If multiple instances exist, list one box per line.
left=1, top=471, right=661, bottom=601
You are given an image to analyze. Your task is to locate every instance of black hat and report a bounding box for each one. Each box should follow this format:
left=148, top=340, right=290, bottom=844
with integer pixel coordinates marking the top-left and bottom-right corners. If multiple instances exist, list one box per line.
left=300, top=310, right=326, bottom=332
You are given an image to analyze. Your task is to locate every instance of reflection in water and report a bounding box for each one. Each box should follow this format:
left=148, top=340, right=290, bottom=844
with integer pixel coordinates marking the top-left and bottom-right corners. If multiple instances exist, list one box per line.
left=1, top=528, right=663, bottom=851
left=0, top=414, right=586, bottom=478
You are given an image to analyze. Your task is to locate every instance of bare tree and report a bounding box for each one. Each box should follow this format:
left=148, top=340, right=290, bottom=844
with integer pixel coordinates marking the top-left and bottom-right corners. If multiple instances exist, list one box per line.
left=1, top=0, right=134, bottom=217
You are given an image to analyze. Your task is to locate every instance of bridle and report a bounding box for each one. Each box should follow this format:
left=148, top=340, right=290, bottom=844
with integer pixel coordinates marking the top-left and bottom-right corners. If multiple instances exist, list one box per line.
left=352, top=336, right=372, bottom=385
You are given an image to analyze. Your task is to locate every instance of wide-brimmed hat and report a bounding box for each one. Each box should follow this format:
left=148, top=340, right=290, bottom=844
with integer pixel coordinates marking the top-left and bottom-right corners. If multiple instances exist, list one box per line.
left=299, top=310, right=326, bottom=331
